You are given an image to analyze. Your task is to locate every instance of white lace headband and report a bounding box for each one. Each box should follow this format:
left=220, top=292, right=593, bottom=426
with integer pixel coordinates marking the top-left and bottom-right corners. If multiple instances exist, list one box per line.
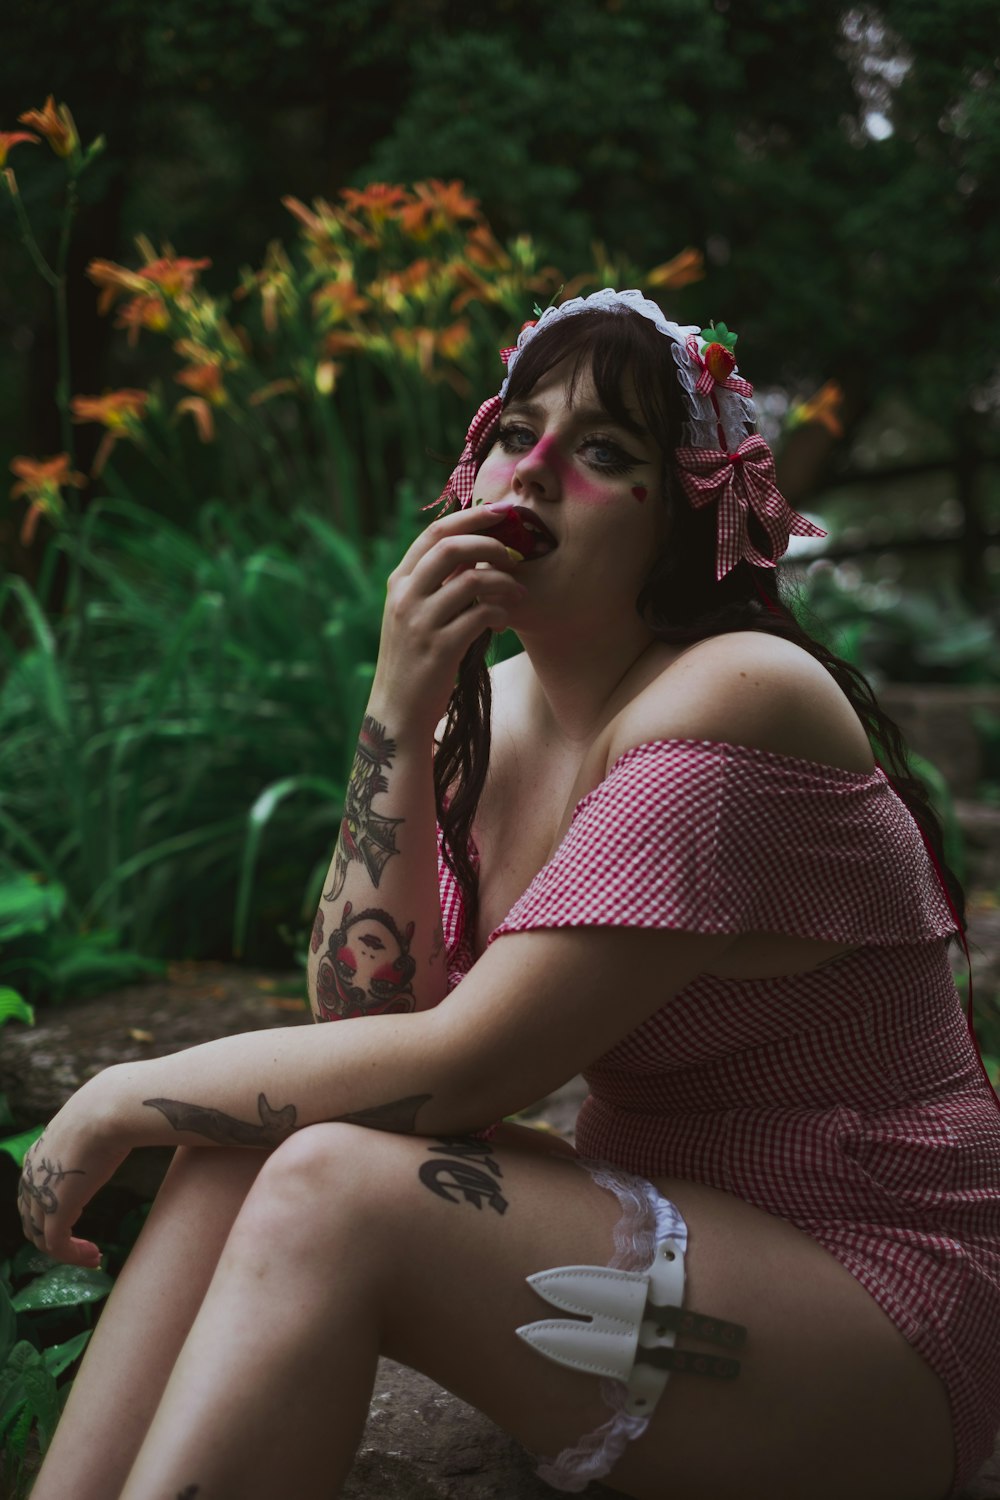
left=425, top=287, right=825, bottom=579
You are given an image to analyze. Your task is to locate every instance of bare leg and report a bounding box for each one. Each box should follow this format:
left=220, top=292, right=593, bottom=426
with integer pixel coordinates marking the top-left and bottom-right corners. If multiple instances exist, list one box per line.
left=29, top=1145, right=268, bottom=1500
left=117, top=1122, right=955, bottom=1500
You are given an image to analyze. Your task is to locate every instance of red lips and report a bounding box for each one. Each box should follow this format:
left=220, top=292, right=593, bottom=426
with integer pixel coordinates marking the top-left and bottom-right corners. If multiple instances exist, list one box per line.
left=481, top=504, right=556, bottom=559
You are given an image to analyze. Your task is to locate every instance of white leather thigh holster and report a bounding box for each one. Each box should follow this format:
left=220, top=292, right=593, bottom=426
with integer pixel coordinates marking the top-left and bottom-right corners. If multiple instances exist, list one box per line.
left=516, top=1234, right=744, bottom=1418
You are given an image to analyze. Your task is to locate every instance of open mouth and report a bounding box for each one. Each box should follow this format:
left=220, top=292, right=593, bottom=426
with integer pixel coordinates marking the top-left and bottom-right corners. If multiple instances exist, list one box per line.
left=485, top=505, right=557, bottom=560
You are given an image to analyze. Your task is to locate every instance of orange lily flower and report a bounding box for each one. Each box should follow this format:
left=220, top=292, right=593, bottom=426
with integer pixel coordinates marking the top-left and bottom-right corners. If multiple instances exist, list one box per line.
left=281, top=195, right=359, bottom=258
left=139, top=254, right=212, bottom=299
left=248, top=378, right=301, bottom=407
left=400, top=179, right=480, bottom=239
left=87, top=258, right=152, bottom=314
left=9, top=453, right=87, bottom=545
left=114, top=294, right=171, bottom=346
left=646, top=247, right=705, bottom=290
left=314, top=278, right=369, bottom=325
left=340, top=183, right=412, bottom=226
left=464, top=224, right=511, bottom=272
left=176, top=397, right=215, bottom=442
left=788, top=381, right=845, bottom=439
left=234, top=241, right=296, bottom=333
left=390, top=320, right=471, bottom=374
left=71, top=388, right=149, bottom=474
left=436, top=318, right=472, bottom=362
left=0, top=132, right=39, bottom=168
left=17, top=96, right=78, bottom=159
left=175, top=363, right=226, bottom=403
left=322, top=330, right=366, bottom=356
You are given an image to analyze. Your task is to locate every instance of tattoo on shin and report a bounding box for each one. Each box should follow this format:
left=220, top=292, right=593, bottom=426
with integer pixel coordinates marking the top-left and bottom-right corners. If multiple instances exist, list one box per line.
left=324, top=715, right=403, bottom=901
left=143, top=1092, right=297, bottom=1146
left=334, top=1093, right=432, bottom=1134
left=418, top=1136, right=508, bottom=1215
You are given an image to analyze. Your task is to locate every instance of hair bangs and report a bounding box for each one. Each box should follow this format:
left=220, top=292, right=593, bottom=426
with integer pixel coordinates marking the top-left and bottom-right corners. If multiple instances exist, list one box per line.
left=500, top=307, right=684, bottom=456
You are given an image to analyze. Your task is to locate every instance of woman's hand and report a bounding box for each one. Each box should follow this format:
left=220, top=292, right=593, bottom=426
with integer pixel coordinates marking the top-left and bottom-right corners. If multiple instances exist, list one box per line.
left=371, top=501, right=526, bottom=736
left=16, top=1070, right=129, bottom=1268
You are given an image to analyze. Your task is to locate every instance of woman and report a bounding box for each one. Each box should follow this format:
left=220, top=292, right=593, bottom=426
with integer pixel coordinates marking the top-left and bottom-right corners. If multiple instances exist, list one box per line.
left=19, top=290, right=1000, bottom=1500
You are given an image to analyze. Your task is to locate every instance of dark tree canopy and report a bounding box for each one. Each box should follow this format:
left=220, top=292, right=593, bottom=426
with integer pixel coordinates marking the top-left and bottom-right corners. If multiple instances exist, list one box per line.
left=2, top=0, right=998, bottom=503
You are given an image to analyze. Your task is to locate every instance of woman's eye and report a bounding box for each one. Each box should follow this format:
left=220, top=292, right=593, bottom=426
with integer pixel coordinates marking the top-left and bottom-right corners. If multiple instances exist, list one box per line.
left=582, top=438, right=637, bottom=474
left=496, top=424, right=535, bottom=453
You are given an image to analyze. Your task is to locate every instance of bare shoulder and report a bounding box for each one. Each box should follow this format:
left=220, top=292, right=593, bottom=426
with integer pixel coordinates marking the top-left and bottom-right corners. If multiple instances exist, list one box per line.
left=607, top=631, right=875, bottom=776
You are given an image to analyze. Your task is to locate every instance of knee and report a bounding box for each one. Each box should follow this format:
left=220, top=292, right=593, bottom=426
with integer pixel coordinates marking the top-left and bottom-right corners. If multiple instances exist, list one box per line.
left=244, top=1122, right=390, bottom=1226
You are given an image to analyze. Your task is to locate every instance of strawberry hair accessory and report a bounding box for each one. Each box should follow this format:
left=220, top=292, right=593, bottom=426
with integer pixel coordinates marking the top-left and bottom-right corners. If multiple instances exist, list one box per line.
left=423, top=289, right=826, bottom=578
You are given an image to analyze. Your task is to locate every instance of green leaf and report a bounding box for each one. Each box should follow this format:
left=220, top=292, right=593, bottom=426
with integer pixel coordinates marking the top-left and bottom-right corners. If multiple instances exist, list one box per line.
left=0, top=875, right=66, bottom=943
left=10, top=1263, right=113, bottom=1313
left=0, top=989, right=34, bottom=1028
left=0, top=1284, right=16, bottom=1366
left=233, top=774, right=342, bottom=956
left=0, top=1124, right=44, bottom=1168
left=22, top=1350, right=59, bottom=1451
left=40, top=1328, right=92, bottom=1380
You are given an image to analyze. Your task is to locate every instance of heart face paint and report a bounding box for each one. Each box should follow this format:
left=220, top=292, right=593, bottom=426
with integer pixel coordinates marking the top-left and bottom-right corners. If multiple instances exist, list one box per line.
left=631, top=486, right=648, bottom=502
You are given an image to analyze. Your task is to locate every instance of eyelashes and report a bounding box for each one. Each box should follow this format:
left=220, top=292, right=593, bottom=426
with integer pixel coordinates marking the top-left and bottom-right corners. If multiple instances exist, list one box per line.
left=495, top=423, right=642, bottom=476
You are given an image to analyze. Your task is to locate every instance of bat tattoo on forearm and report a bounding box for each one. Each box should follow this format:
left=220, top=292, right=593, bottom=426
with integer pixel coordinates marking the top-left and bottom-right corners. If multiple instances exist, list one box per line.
left=333, top=1093, right=432, bottom=1134
left=143, top=1092, right=297, bottom=1147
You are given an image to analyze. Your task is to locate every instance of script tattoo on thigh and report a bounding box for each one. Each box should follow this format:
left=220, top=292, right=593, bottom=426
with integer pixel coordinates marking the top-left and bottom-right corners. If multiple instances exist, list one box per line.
left=324, top=715, right=403, bottom=901
left=143, top=1092, right=297, bottom=1146
left=418, top=1136, right=509, bottom=1215
left=333, top=1093, right=432, bottom=1134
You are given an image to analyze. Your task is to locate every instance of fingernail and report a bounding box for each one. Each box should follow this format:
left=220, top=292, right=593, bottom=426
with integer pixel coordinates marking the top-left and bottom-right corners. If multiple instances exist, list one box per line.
left=504, top=547, right=524, bottom=563
left=483, top=499, right=516, bottom=510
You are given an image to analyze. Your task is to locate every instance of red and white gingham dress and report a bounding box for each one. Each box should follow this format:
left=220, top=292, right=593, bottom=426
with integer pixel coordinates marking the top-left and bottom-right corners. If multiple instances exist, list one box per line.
left=437, top=738, right=1000, bottom=1495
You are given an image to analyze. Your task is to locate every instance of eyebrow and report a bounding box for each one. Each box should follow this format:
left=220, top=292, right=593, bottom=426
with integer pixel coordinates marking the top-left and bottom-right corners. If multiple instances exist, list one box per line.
left=503, top=398, right=649, bottom=441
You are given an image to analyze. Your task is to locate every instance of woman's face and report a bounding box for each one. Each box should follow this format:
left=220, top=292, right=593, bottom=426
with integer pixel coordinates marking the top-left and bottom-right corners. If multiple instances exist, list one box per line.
left=472, top=356, right=667, bottom=615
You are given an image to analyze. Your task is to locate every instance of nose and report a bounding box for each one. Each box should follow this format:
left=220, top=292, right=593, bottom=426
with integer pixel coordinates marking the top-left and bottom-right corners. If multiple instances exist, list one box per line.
left=512, top=437, right=558, bottom=500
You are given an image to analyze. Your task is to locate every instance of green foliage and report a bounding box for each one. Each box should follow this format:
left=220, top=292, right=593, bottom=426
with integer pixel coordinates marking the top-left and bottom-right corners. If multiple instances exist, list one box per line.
left=798, top=566, right=1000, bottom=685
left=0, top=1243, right=120, bottom=1495
left=0, top=489, right=430, bottom=990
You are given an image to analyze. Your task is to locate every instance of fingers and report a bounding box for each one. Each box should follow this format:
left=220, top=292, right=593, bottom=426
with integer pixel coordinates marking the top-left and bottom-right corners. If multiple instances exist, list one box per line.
left=18, top=1146, right=100, bottom=1266
left=392, top=502, right=515, bottom=581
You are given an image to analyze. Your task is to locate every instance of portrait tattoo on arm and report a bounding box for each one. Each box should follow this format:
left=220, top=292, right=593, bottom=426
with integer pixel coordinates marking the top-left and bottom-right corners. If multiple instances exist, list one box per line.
left=418, top=1137, right=509, bottom=1215
left=143, top=1092, right=297, bottom=1147
left=314, top=899, right=417, bottom=1021
left=325, top=715, right=403, bottom=901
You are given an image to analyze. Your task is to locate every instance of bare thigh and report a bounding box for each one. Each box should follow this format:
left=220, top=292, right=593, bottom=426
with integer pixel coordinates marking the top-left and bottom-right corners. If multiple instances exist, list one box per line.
left=267, top=1122, right=955, bottom=1500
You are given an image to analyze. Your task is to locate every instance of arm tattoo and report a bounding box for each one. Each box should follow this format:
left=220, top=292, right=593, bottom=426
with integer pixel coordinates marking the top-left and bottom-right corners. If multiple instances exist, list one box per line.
left=143, top=1092, right=297, bottom=1147
left=314, top=899, right=416, bottom=1021
left=324, top=715, right=403, bottom=900
left=333, top=1093, right=432, bottom=1134
left=18, top=1148, right=85, bottom=1240
left=418, top=1136, right=508, bottom=1215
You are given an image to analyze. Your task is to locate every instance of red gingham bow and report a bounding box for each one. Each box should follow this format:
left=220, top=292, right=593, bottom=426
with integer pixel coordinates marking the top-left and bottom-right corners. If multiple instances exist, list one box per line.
left=674, top=435, right=827, bottom=581
left=421, top=393, right=504, bottom=516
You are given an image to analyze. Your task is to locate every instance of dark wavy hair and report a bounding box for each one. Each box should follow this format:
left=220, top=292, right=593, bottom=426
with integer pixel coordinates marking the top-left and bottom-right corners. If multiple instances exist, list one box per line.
left=433, top=307, right=965, bottom=949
